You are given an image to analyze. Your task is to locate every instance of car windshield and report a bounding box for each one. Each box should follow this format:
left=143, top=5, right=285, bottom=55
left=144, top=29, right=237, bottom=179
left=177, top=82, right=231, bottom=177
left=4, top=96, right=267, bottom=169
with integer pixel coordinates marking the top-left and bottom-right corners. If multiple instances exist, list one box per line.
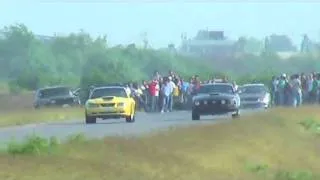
left=90, top=87, right=127, bottom=99
left=198, top=84, right=234, bottom=94
left=38, top=87, right=70, bottom=98
left=239, top=85, right=267, bottom=94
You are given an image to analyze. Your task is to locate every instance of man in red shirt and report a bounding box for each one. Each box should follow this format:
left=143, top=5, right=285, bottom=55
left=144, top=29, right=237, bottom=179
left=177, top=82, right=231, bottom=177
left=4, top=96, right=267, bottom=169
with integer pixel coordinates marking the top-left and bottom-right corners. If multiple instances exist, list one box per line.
left=149, top=79, right=160, bottom=112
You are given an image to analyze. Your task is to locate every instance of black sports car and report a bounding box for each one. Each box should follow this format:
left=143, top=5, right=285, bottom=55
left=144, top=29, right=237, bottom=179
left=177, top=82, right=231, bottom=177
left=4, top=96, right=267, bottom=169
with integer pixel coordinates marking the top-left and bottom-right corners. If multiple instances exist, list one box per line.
left=191, top=83, right=241, bottom=120
left=34, top=86, right=80, bottom=108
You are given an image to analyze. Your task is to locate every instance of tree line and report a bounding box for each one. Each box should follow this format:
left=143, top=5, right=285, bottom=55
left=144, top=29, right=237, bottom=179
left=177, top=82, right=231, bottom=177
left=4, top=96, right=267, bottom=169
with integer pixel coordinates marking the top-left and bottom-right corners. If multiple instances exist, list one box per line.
left=0, top=24, right=319, bottom=93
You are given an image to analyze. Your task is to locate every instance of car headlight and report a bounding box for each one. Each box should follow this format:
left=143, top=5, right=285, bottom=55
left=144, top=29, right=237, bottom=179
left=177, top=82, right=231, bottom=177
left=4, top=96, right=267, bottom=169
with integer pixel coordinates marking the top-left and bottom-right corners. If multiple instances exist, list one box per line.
left=86, top=103, right=99, bottom=108
left=118, top=102, right=127, bottom=107
left=221, top=100, right=226, bottom=104
left=194, top=101, right=200, bottom=106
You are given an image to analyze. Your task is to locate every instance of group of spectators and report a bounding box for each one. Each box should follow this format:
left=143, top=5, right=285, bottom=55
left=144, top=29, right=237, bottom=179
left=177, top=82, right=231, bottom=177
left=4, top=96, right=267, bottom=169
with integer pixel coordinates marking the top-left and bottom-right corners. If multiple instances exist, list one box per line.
left=88, top=70, right=320, bottom=112
left=126, top=70, right=232, bottom=113
left=126, top=70, right=199, bottom=113
left=270, top=72, right=320, bottom=107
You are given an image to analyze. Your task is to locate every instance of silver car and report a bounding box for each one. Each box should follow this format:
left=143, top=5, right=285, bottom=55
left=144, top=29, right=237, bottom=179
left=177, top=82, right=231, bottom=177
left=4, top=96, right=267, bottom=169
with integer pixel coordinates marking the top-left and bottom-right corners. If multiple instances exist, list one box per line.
left=238, top=83, right=271, bottom=109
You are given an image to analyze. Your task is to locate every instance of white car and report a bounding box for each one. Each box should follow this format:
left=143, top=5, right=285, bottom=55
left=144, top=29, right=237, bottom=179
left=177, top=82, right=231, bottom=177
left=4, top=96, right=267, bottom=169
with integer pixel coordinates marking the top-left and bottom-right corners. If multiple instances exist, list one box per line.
left=238, top=83, right=271, bottom=109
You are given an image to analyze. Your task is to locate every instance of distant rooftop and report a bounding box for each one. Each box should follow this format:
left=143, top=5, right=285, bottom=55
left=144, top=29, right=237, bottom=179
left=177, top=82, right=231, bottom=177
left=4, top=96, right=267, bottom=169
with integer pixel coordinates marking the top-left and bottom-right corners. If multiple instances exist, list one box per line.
left=194, top=30, right=226, bottom=41
left=186, top=39, right=235, bottom=46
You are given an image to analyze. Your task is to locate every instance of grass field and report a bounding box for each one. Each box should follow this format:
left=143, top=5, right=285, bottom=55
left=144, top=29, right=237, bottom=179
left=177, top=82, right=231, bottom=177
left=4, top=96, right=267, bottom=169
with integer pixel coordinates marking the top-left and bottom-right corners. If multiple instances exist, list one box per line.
left=0, top=92, right=83, bottom=126
left=0, top=107, right=83, bottom=126
left=0, top=107, right=319, bottom=180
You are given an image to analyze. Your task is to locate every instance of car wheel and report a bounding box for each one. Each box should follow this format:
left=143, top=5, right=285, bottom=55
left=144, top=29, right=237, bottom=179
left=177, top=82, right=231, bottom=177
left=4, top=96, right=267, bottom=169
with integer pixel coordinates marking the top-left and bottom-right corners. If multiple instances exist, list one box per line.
left=232, top=110, right=240, bottom=119
left=126, top=105, right=135, bottom=123
left=85, top=114, right=96, bottom=124
left=192, top=111, right=200, bottom=120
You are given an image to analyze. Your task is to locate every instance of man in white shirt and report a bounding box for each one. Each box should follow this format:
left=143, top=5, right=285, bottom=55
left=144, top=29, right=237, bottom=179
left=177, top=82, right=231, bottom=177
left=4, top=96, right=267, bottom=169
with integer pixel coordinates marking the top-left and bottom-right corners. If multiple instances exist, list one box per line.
left=167, top=76, right=176, bottom=112
left=291, top=74, right=302, bottom=107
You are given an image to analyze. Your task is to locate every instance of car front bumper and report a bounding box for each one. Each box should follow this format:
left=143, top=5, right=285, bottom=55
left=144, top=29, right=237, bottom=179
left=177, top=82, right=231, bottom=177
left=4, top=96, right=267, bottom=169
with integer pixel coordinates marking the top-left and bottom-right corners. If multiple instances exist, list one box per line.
left=86, top=107, right=131, bottom=119
left=241, top=101, right=268, bottom=108
left=192, top=104, right=238, bottom=115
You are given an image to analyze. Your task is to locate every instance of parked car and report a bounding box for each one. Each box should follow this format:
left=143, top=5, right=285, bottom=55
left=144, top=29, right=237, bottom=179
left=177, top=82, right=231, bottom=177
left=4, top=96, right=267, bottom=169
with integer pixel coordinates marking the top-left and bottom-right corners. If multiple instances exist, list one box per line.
left=191, top=83, right=241, bottom=120
left=238, top=83, right=271, bottom=109
left=84, top=86, right=136, bottom=124
left=33, top=86, right=80, bottom=108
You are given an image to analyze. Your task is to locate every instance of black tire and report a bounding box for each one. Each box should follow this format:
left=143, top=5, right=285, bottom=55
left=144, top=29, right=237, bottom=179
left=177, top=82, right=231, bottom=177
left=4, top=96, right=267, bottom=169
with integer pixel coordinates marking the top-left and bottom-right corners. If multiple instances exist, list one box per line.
left=125, top=106, right=135, bottom=123
left=125, top=114, right=135, bottom=123
left=232, top=110, right=240, bottom=119
left=85, top=114, right=96, bottom=124
left=192, top=111, right=200, bottom=120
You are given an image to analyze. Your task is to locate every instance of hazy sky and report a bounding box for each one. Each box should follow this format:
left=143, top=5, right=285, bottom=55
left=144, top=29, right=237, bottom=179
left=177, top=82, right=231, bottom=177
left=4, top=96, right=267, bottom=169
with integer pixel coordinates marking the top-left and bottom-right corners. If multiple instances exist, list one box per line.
left=1, top=1, right=319, bottom=47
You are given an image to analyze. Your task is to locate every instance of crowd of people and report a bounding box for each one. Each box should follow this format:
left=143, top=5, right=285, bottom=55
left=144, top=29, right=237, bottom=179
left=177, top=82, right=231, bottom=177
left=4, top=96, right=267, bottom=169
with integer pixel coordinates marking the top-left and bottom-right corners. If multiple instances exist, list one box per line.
left=125, top=70, right=231, bottom=113
left=270, top=72, right=320, bottom=107
left=87, top=70, right=319, bottom=112
left=128, top=71, right=320, bottom=111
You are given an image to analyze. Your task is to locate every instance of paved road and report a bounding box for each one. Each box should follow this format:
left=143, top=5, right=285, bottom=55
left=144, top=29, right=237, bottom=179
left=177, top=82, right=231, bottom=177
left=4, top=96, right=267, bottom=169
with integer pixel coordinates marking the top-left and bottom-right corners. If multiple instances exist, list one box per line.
left=0, top=109, right=260, bottom=145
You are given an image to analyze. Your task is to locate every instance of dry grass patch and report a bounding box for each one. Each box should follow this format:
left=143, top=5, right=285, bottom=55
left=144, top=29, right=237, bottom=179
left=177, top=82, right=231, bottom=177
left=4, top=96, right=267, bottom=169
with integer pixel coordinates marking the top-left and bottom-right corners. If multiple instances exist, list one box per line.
left=0, top=107, right=83, bottom=127
left=0, top=107, right=319, bottom=180
left=0, top=92, right=83, bottom=126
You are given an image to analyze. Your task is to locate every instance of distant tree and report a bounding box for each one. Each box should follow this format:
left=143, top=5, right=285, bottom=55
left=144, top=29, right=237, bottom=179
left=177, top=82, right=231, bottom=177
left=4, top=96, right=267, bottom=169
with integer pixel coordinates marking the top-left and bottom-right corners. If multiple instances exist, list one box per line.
left=300, top=34, right=311, bottom=53
left=267, top=34, right=297, bottom=52
left=236, top=36, right=263, bottom=54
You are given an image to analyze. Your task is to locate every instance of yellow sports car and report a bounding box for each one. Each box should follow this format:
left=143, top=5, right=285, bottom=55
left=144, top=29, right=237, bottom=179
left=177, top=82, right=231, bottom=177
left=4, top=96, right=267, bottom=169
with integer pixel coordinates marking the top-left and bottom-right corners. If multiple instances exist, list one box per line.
left=85, top=86, right=136, bottom=124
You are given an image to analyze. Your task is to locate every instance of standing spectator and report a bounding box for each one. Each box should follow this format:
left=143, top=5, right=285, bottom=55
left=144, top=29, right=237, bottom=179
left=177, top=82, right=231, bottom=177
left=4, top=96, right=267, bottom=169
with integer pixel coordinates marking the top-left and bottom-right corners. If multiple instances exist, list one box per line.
left=232, top=81, right=238, bottom=92
left=140, top=80, right=149, bottom=107
left=167, top=76, right=176, bottom=112
left=310, top=74, right=319, bottom=104
left=306, top=74, right=313, bottom=103
left=149, top=79, right=160, bottom=112
left=160, top=79, right=171, bottom=113
left=301, top=73, right=308, bottom=103
left=271, top=76, right=279, bottom=106
left=291, top=74, right=302, bottom=107
left=284, top=75, right=292, bottom=106
left=193, top=75, right=201, bottom=93
left=180, top=78, right=190, bottom=104
left=277, top=74, right=287, bottom=106
left=153, top=70, right=161, bottom=81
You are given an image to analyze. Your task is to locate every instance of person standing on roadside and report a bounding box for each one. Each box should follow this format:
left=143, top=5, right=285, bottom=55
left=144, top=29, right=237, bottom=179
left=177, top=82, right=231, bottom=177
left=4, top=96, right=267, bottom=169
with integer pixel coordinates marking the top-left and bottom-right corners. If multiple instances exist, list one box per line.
left=167, top=76, right=176, bottom=112
left=193, top=75, right=201, bottom=93
left=271, top=76, right=279, bottom=106
left=277, top=74, right=287, bottom=106
left=300, top=73, right=307, bottom=103
left=153, top=70, right=161, bottom=81
left=160, top=79, right=171, bottom=113
left=180, top=78, right=190, bottom=104
left=291, top=74, right=302, bottom=107
left=310, top=74, right=319, bottom=104
left=232, top=81, right=238, bottom=92
left=306, top=74, right=313, bottom=103
left=148, top=79, right=159, bottom=112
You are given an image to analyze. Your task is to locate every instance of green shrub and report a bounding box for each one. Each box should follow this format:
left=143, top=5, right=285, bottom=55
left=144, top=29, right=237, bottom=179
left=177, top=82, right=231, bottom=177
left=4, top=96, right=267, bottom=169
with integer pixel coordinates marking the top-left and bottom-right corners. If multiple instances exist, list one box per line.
left=274, top=170, right=315, bottom=180
left=6, top=134, right=60, bottom=155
